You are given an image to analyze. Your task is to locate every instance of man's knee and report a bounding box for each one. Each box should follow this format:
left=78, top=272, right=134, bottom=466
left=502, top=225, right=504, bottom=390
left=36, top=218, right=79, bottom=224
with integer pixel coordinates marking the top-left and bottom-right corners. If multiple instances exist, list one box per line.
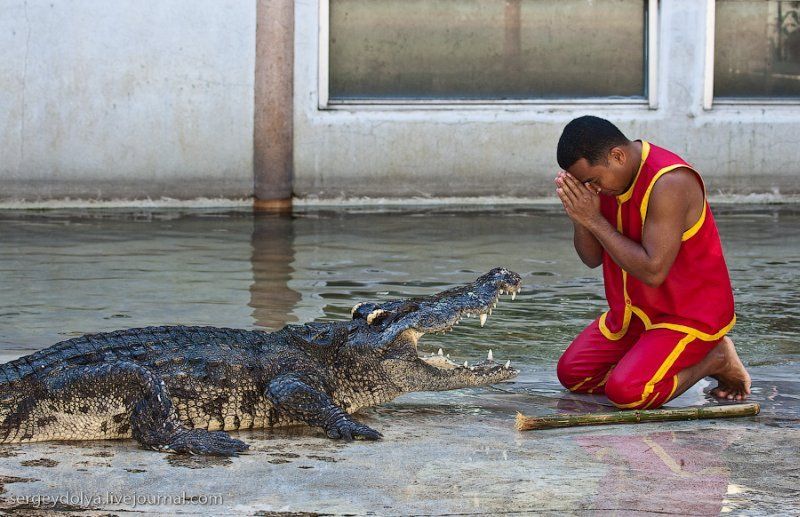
left=556, top=352, right=581, bottom=390
left=605, top=374, right=649, bottom=409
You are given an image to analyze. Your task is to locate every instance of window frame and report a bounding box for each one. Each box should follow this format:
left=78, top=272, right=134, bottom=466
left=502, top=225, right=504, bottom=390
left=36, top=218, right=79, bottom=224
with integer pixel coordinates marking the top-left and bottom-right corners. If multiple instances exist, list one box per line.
left=704, top=0, right=800, bottom=109
left=318, top=0, right=660, bottom=110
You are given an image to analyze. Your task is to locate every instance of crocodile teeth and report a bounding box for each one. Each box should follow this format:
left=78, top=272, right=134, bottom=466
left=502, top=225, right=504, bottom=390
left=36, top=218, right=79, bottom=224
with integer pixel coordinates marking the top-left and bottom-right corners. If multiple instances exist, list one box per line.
left=505, top=360, right=511, bottom=368
left=480, top=313, right=487, bottom=327
left=437, top=348, right=443, bottom=357
left=464, top=361, right=468, bottom=367
left=488, top=349, right=494, bottom=361
left=512, top=292, right=517, bottom=301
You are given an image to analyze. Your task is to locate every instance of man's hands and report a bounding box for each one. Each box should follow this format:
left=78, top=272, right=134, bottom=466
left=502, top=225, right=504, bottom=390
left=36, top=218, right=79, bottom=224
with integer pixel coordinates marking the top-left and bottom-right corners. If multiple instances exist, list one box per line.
left=555, top=171, right=605, bottom=268
left=554, top=167, right=699, bottom=287
left=555, top=171, right=603, bottom=230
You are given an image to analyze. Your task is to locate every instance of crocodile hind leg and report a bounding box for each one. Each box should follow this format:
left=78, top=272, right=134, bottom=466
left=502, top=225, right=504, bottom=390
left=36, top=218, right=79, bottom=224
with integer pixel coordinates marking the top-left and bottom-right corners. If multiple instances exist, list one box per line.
left=39, top=362, right=249, bottom=455
left=266, top=374, right=382, bottom=441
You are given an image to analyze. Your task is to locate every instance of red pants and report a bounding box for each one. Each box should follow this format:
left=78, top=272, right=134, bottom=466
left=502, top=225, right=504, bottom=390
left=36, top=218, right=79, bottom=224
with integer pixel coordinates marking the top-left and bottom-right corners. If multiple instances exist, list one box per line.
left=557, top=316, right=720, bottom=409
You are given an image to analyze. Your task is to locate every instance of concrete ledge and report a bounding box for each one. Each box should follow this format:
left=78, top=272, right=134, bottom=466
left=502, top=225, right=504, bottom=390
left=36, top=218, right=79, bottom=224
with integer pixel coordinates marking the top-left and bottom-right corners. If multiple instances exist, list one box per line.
left=0, top=179, right=254, bottom=203
left=1, top=193, right=800, bottom=210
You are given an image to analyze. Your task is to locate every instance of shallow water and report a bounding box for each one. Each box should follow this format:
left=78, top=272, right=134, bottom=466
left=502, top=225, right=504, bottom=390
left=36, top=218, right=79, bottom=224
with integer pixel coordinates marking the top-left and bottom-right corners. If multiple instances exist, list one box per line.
left=0, top=206, right=798, bottom=514
left=0, top=205, right=798, bottom=369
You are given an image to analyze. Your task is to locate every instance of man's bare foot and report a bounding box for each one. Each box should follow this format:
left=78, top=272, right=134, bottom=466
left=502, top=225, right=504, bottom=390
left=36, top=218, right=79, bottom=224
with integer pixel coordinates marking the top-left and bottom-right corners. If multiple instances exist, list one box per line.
left=709, top=337, right=751, bottom=401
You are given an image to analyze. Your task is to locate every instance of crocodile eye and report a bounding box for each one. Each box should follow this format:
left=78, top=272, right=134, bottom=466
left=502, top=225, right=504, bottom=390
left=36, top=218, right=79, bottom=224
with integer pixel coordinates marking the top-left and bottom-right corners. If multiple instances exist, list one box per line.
left=350, top=302, right=365, bottom=319
left=366, top=309, right=388, bottom=325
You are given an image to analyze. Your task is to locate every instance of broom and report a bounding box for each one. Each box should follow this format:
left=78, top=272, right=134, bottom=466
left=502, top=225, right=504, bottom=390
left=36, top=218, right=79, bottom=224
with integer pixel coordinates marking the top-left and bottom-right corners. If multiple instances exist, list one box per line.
left=515, top=403, right=760, bottom=431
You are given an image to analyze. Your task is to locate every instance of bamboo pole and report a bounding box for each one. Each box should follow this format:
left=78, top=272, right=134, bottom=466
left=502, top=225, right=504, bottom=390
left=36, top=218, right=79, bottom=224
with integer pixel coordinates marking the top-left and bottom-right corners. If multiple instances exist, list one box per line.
left=516, top=403, right=759, bottom=431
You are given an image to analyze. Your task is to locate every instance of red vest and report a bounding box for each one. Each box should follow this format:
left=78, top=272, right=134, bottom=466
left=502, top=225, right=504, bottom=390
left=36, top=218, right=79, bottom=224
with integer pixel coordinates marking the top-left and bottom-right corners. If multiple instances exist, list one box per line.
left=598, top=141, right=736, bottom=342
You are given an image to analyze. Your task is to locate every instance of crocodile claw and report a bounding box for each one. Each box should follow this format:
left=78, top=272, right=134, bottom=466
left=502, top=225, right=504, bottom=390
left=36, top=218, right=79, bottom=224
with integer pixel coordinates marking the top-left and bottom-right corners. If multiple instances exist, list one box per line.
left=326, top=420, right=383, bottom=442
left=163, top=429, right=250, bottom=456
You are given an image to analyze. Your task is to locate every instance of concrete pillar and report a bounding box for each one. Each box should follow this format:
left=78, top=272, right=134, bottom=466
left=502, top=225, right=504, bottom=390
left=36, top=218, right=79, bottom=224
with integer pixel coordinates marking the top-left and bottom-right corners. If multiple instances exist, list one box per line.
left=254, top=0, right=294, bottom=212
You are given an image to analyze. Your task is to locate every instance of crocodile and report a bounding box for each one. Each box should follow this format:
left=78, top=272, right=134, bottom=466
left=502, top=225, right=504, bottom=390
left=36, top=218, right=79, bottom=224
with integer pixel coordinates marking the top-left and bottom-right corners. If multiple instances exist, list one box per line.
left=0, top=268, right=521, bottom=456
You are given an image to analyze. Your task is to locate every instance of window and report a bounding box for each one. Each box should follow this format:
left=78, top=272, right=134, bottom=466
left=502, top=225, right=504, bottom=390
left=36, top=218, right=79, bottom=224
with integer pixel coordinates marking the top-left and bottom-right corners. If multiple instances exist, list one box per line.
left=713, top=0, right=800, bottom=100
left=321, top=0, right=657, bottom=106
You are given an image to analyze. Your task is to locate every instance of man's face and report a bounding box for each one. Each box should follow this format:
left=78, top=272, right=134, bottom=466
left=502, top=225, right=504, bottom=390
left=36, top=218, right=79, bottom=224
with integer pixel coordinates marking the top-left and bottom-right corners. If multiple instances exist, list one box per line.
left=566, top=148, right=633, bottom=197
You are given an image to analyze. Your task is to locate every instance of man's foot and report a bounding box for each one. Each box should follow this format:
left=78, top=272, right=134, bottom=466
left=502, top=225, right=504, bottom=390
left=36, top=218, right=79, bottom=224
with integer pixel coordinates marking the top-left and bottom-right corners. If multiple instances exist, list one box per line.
left=709, top=337, right=751, bottom=401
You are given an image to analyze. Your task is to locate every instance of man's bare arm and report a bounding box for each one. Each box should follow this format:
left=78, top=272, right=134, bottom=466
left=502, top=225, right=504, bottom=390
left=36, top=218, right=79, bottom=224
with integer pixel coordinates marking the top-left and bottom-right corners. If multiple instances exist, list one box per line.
left=558, top=170, right=702, bottom=287
left=572, top=222, right=604, bottom=268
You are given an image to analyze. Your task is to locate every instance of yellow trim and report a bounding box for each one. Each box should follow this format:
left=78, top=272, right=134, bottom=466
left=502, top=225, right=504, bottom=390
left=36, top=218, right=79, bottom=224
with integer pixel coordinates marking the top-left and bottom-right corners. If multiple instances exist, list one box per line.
left=600, top=187, right=638, bottom=341
left=599, top=194, right=634, bottom=341
left=681, top=201, right=706, bottom=241
left=642, top=394, right=658, bottom=410
left=569, top=376, right=592, bottom=392
left=599, top=305, right=734, bottom=343
left=642, top=376, right=677, bottom=409
left=630, top=305, right=736, bottom=342
left=617, top=141, right=649, bottom=203
left=614, top=333, right=696, bottom=409
left=667, top=375, right=679, bottom=401
left=598, top=309, right=632, bottom=341
left=589, top=367, right=615, bottom=393
left=664, top=374, right=678, bottom=403
left=639, top=164, right=689, bottom=224
left=640, top=164, right=709, bottom=243
left=615, top=192, right=625, bottom=240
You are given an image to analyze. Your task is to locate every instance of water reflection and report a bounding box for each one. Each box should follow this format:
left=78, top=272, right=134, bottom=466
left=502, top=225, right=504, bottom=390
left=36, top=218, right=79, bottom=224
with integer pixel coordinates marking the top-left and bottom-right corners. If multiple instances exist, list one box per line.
left=0, top=206, right=797, bottom=369
left=249, top=214, right=300, bottom=330
left=576, top=430, right=739, bottom=514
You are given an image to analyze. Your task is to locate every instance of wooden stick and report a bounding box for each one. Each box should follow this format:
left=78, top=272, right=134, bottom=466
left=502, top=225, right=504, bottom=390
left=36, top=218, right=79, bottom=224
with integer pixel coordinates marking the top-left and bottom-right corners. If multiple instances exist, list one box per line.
left=515, top=403, right=760, bottom=431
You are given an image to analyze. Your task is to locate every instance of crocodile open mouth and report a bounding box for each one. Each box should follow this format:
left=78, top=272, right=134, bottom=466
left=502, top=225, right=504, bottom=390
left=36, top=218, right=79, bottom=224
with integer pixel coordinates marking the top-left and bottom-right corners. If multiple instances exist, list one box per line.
left=417, top=282, right=521, bottom=378
left=350, top=267, right=523, bottom=386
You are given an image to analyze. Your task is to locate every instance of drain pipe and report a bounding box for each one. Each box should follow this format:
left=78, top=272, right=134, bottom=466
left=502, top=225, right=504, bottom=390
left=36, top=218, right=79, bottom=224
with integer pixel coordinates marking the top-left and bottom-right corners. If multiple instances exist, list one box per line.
left=253, top=0, right=293, bottom=213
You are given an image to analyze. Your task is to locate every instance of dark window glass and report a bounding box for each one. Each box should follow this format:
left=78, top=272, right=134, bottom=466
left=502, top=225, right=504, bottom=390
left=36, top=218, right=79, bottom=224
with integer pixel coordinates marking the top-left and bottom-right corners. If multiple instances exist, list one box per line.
left=715, top=0, right=800, bottom=98
left=329, top=0, right=648, bottom=101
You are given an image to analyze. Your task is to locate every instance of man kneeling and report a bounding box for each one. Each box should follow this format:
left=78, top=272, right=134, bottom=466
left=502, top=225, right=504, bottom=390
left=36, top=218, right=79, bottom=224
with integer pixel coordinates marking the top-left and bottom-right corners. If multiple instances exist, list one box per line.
left=553, top=116, right=750, bottom=409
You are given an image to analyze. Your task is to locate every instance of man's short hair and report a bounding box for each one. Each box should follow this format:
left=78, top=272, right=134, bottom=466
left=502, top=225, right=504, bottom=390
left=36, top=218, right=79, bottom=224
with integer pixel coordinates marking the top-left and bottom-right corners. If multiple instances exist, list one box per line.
left=556, top=116, right=630, bottom=170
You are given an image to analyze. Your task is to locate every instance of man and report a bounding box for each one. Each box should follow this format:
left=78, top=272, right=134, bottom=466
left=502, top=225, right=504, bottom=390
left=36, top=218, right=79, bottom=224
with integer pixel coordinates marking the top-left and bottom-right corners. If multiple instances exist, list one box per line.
left=554, top=115, right=750, bottom=409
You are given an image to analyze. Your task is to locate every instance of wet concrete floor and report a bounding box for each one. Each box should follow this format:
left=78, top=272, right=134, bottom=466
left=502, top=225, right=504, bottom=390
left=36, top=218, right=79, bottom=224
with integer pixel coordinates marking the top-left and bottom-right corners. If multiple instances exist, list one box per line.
left=0, top=365, right=797, bottom=515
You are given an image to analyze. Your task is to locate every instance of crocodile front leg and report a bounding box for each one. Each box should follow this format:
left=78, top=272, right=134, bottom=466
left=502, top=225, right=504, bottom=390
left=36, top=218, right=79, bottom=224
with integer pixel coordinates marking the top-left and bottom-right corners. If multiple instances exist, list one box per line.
left=43, top=362, right=249, bottom=456
left=265, top=374, right=382, bottom=441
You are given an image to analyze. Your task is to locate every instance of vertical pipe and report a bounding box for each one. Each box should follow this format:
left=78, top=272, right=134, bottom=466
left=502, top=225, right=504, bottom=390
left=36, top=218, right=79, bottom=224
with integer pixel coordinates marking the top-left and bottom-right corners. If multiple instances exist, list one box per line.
left=703, top=0, right=715, bottom=110
left=254, top=0, right=294, bottom=212
left=647, top=0, right=658, bottom=109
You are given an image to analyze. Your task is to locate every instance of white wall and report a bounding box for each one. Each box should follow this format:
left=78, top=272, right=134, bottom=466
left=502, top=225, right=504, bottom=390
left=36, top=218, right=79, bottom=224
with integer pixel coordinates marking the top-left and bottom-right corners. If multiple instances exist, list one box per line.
left=294, top=0, right=800, bottom=198
left=1, top=1, right=798, bottom=202
left=0, top=0, right=256, bottom=201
